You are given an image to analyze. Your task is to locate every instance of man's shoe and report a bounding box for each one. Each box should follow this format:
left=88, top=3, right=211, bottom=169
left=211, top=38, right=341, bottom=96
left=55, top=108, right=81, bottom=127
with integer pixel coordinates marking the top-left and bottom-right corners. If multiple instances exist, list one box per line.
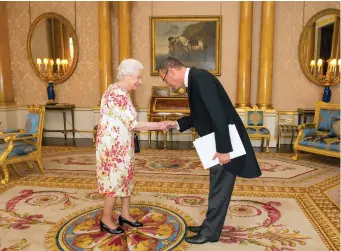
left=185, top=233, right=219, bottom=244
left=188, top=226, right=203, bottom=233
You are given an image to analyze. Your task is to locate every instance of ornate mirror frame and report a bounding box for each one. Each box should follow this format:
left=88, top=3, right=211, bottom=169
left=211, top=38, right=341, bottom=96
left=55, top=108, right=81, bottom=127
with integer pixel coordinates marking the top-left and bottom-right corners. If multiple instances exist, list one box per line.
left=27, top=12, right=79, bottom=84
left=298, top=8, right=340, bottom=86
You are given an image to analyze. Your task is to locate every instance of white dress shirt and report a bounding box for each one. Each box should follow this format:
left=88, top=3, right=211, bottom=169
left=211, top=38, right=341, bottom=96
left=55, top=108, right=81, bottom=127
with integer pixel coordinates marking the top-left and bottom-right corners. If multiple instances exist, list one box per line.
left=184, top=67, right=190, bottom=88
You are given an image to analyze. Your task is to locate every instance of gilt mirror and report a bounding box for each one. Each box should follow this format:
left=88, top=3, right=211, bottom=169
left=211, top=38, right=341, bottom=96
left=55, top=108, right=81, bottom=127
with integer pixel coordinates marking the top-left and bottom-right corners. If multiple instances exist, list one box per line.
left=27, top=12, right=79, bottom=84
left=299, top=8, right=340, bottom=86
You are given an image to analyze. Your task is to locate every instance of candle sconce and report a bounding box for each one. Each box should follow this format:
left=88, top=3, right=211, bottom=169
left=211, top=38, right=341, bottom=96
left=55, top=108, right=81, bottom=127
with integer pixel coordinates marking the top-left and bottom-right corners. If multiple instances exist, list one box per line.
left=27, top=12, right=79, bottom=104
left=36, top=57, right=71, bottom=82
left=310, top=58, right=340, bottom=102
left=310, top=58, right=340, bottom=85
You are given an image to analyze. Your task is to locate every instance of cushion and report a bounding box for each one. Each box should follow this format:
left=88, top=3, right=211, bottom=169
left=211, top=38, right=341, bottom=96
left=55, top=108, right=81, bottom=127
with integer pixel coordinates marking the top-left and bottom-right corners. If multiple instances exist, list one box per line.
left=0, top=141, right=36, bottom=159
left=3, top=129, right=20, bottom=133
left=16, top=133, right=34, bottom=138
left=302, top=127, right=317, bottom=138
left=299, top=135, right=340, bottom=152
left=317, top=109, right=340, bottom=132
left=328, top=117, right=340, bottom=138
left=25, top=113, right=40, bottom=133
left=247, top=127, right=270, bottom=135
left=247, top=111, right=264, bottom=126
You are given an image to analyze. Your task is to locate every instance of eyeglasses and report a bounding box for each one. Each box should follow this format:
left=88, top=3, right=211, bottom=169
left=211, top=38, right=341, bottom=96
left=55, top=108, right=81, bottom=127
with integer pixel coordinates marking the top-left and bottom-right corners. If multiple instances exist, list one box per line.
left=162, top=69, right=169, bottom=83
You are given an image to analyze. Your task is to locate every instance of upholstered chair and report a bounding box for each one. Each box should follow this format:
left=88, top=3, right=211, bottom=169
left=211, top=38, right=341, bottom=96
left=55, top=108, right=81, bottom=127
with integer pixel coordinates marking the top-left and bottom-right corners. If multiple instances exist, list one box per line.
left=245, top=105, right=271, bottom=152
left=293, top=102, right=340, bottom=160
left=0, top=104, right=45, bottom=184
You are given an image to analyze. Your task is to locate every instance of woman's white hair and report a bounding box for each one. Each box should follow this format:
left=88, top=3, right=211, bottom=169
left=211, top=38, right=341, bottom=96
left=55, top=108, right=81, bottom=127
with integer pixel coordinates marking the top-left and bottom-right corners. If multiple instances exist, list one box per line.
left=116, top=59, right=144, bottom=81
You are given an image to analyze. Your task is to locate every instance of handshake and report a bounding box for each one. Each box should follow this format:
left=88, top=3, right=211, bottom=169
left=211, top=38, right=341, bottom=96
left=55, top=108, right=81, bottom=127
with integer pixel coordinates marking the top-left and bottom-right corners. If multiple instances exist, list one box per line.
left=157, top=121, right=178, bottom=131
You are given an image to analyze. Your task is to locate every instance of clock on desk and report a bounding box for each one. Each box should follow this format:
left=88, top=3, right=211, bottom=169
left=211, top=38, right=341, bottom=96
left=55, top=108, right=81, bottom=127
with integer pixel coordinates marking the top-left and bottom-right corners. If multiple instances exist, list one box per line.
left=169, top=87, right=187, bottom=96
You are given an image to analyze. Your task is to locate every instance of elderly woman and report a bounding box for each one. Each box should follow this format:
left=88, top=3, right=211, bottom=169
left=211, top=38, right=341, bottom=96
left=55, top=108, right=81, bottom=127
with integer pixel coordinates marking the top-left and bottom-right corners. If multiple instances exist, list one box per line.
left=96, top=59, right=168, bottom=234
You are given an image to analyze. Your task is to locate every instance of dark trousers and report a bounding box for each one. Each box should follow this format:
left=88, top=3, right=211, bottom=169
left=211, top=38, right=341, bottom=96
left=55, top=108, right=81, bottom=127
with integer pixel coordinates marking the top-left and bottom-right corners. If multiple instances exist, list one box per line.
left=200, top=164, right=236, bottom=240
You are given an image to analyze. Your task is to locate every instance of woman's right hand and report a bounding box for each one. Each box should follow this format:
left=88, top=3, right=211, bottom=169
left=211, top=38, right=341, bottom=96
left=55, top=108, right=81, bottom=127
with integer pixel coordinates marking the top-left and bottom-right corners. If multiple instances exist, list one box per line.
left=133, top=121, right=175, bottom=132
left=158, top=121, right=170, bottom=131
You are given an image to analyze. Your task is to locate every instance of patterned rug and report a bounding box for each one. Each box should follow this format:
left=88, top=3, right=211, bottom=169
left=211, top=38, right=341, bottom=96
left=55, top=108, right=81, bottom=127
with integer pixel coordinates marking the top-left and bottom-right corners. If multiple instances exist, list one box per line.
left=42, top=147, right=340, bottom=187
left=0, top=146, right=339, bottom=251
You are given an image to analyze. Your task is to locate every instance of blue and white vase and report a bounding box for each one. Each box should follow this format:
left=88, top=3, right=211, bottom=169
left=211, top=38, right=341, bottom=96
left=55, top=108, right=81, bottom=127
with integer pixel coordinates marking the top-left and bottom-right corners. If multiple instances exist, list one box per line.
left=322, top=85, right=331, bottom=103
left=47, top=82, right=56, bottom=104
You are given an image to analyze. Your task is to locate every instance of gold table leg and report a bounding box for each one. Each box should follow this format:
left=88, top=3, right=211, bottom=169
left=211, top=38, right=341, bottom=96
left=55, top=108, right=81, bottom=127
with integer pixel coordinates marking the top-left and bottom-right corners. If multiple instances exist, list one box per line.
left=163, top=131, right=167, bottom=149
left=162, top=116, right=167, bottom=149
left=148, top=131, right=151, bottom=147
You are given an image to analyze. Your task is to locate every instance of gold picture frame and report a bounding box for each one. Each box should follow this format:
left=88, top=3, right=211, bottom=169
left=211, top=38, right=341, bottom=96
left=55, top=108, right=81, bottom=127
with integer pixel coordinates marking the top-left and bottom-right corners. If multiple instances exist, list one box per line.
left=150, top=16, right=222, bottom=76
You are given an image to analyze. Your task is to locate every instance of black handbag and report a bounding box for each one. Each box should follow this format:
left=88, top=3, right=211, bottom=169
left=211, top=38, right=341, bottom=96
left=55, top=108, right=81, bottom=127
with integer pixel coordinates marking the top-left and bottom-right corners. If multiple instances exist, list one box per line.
left=134, top=133, right=140, bottom=153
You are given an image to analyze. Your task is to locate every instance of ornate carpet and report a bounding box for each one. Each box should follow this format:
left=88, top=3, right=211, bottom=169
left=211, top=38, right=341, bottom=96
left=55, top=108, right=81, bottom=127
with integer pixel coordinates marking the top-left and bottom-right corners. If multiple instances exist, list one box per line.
left=0, top=146, right=339, bottom=251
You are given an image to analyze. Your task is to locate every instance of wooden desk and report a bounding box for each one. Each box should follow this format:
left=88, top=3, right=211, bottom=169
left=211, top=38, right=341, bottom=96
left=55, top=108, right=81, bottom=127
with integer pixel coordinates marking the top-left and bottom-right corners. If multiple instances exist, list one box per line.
left=44, top=103, right=75, bottom=139
left=297, top=108, right=315, bottom=124
left=148, top=86, right=196, bottom=148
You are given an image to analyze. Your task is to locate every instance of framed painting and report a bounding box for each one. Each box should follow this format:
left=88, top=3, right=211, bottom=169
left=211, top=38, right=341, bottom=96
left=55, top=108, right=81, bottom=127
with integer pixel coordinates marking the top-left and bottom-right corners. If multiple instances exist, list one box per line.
left=150, top=16, right=222, bottom=76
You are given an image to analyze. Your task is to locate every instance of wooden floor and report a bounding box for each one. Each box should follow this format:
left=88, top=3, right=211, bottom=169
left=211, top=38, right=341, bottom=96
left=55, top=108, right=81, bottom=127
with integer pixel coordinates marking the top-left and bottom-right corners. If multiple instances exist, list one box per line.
left=42, top=137, right=294, bottom=153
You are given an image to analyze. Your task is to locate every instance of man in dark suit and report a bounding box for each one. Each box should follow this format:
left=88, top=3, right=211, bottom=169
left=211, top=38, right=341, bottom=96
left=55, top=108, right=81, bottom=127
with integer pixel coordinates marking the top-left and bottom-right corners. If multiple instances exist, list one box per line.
left=158, top=57, right=262, bottom=244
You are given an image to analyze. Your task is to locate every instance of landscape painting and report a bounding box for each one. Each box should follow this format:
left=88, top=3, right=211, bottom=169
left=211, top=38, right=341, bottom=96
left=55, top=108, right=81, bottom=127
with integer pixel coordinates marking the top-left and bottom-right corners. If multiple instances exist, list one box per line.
left=150, top=16, right=222, bottom=75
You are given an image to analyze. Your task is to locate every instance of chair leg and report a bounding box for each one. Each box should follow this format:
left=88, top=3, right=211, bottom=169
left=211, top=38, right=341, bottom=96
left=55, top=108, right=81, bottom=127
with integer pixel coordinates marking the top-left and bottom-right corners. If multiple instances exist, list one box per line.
left=11, top=164, right=22, bottom=177
left=27, top=161, right=35, bottom=169
left=261, top=138, right=264, bottom=149
left=36, top=158, right=45, bottom=174
left=292, top=141, right=300, bottom=160
left=93, top=129, right=97, bottom=148
left=292, top=146, right=300, bottom=160
left=277, top=132, right=281, bottom=150
left=290, top=131, right=294, bottom=146
left=266, top=136, right=270, bottom=153
left=292, top=152, right=299, bottom=160
left=1, top=164, right=9, bottom=185
left=156, top=131, right=159, bottom=141
left=148, top=131, right=151, bottom=147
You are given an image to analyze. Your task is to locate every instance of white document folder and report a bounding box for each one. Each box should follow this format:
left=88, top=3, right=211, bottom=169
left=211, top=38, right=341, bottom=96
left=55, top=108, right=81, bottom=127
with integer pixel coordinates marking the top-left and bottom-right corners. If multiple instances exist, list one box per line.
left=193, top=124, right=246, bottom=169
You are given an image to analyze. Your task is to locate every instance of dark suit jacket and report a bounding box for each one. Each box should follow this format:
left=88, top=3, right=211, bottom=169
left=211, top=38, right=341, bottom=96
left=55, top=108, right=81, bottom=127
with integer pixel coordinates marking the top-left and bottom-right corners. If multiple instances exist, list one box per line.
left=177, top=67, right=261, bottom=178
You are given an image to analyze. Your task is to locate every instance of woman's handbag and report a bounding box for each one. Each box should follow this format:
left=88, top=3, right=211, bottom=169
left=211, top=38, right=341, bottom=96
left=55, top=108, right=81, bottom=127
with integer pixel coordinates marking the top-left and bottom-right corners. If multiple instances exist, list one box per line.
left=134, top=133, right=140, bottom=153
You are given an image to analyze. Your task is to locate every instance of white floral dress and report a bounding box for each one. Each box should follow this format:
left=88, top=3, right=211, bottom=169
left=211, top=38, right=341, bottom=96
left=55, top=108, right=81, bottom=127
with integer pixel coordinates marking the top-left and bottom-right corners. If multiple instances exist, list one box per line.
left=96, top=84, right=138, bottom=197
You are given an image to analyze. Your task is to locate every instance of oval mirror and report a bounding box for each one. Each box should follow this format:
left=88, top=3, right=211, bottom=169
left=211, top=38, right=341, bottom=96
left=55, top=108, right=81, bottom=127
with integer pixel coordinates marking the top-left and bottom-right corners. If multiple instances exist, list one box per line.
left=27, top=12, right=79, bottom=84
left=299, top=8, right=340, bottom=86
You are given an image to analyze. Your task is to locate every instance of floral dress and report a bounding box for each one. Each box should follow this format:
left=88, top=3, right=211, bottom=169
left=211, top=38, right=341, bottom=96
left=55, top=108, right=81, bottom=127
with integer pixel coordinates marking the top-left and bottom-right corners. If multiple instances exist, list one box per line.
left=96, top=84, right=138, bottom=197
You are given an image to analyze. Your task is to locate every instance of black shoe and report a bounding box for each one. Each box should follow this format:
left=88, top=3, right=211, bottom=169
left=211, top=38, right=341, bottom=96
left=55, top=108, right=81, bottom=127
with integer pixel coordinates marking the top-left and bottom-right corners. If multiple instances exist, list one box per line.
left=119, top=215, right=143, bottom=227
left=188, top=226, right=203, bottom=233
left=100, top=221, right=124, bottom=234
left=185, top=233, right=219, bottom=244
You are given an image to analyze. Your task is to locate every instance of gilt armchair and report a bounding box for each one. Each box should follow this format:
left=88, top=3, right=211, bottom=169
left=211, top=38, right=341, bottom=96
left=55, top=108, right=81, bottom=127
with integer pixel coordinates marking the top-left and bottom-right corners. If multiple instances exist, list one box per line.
left=245, top=105, right=271, bottom=152
left=292, top=101, right=340, bottom=160
left=0, top=104, right=45, bottom=184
